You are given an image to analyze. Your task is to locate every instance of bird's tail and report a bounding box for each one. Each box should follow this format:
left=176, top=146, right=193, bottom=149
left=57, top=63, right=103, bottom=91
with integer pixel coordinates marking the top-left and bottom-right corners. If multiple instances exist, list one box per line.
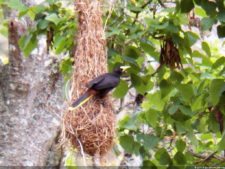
left=68, top=91, right=94, bottom=110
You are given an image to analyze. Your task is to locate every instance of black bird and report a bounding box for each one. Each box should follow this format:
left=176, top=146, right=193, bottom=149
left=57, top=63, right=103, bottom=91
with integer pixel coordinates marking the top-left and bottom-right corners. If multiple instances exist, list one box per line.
left=69, top=66, right=130, bottom=110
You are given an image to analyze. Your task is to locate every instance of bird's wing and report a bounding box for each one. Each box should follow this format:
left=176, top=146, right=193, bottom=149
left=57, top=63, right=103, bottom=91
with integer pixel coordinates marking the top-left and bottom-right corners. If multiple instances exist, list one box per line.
left=86, top=74, right=106, bottom=88
left=92, top=75, right=119, bottom=90
left=69, top=89, right=97, bottom=110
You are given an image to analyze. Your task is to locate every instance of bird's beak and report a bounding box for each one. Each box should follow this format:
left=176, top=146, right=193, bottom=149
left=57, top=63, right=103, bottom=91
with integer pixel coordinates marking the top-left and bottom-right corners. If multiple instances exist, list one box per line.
left=120, top=65, right=130, bottom=71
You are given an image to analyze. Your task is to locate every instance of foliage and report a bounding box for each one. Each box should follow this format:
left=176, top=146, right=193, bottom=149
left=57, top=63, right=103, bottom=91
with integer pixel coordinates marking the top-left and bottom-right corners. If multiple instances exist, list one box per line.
left=108, top=0, right=225, bottom=167
left=3, top=0, right=225, bottom=167
left=1, top=0, right=75, bottom=74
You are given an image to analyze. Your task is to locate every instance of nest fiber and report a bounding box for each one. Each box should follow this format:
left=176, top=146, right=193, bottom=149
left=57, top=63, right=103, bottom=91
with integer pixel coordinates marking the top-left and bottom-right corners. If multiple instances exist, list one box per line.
left=62, top=0, right=115, bottom=156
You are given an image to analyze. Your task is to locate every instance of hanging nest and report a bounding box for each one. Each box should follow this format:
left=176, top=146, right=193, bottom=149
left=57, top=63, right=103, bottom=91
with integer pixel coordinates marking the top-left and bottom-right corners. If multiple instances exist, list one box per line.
left=63, top=96, right=115, bottom=156
left=61, top=0, right=115, bottom=156
left=159, top=38, right=183, bottom=69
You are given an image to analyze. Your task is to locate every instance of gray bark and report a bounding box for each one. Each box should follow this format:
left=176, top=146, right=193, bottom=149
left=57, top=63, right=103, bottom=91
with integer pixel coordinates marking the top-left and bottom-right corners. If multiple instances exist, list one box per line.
left=0, top=10, right=64, bottom=167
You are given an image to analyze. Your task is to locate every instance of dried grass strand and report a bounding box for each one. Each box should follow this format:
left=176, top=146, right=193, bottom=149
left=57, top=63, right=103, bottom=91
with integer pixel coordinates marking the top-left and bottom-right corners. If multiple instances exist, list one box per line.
left=62, top=0, right=115, bottom=157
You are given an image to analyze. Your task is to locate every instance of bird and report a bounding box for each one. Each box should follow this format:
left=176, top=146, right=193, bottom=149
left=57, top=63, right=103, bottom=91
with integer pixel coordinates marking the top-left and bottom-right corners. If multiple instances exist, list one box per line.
left=68, top=66, right=130, bottom=110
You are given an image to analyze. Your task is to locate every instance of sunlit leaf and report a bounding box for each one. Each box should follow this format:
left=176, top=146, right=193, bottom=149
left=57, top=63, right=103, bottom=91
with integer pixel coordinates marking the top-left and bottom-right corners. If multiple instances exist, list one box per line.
left=145, top=109, right=159, bottom=128
left=112, top=80, right=129, bottom=98
left=155, top=148, right=171, bottom=165
left=209, top=79, right=225, bottom=106
left=46, top=13, right=61, bottom=25
left=6, top=0, right=27, bottom=12
left=142, top=91, right=165, bottom=112
left=202, top=41, right=211, bottom=57
left=201, top=17, right=215, bottom=31
left=176, top=140, right=186, bottom=152
left=119, top=135, right=140, bottom=155
left=218, top=135, right=225, bottom=151
left=137, top=134, right=159, bottom=150
left=174, top=152, right=186, bottom=164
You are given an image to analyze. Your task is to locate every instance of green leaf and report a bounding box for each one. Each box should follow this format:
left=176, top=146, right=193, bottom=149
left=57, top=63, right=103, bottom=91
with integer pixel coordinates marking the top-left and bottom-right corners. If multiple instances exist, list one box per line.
left=46, top=0, right=56, bottom=4
left=106, top=28, right=120, bottom=38
left=202, top=41, right=211, bottom=57
left=118, top=115, right=139, bottom=131
left=131, top=74, right=153, bottom=95
left=208, top=112, right=221, bottom=132
left=119, top=135, right=140, bottom=155
left=140, top=41, right=159, bottom=60
left=201, top=17, right=215, bottom=31
left=64, top=149, right=77, bottom=167
left=212, top=57, right=225, bottom=69
left=209, top=79, right=225, bottom=106
left=193, top=50, right=212, bottom=66
left=145, top=109, right=159, bottom=128
left=122, top=56, right=138, bottom=66
left=166, top=22, right=180, bottom=33
left=27, top=5, right=46, bottom=20
left=200, top=133, right=213, bottom=140
left=170, top=71, right=184, bottom=83
left=53, top=35, right=69, bottom=54
left=168, top=104, right=179, bottom=115
left=112, top=80, right=129, bottom=98
left=155, top=148, right=171, bottom=165
left=171, top=105, right=192, bottom=122
left=128, top=5, right=142, bottom=13
left=191, top=95, right=204, bottom=112
left=218, top=10, right=225, bottom=22
left=60, top=58, right=73, bottom=75
left=176, top=140, right=186, bottom=152
left=142, top=160, right=157, bottom=169
left=37, top=20, right=49, bottom=30
left=217, top=24, right=225, bottom=38
left=187, top=132, right=199, bottom=146
left=174, top=152, right=186, bottom=164
left=185, top=31, right=199, bottom=46
left=131, top=73, right=142, bottom=88
left=142, top=91, right=165, bottom=112
left=180, top=0, right=194, bottom=13
left=177, top=84, right=194, bottom=102
left=45, top=13, right=61, bottom=25
left=218, top=135, right=225, bottom=151
left=124, top=46, right=139, bottom=59
left=136, top=134, right=159, bottom=150
left=194, top=6, right=207, bottom=17
left=179, top=105, right=194, bottom=116
left=201, top=0, right=217, bottom=16
left=19, top=34, right=37, bottom=57
left=6, top=0, right=27, bottom=12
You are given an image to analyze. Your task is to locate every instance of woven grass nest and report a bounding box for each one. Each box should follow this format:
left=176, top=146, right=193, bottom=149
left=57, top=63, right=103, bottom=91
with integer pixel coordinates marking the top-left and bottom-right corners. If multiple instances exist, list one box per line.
left=61, top=0, right=116, bottom=156
left=160, top=38, right=183, bottom=69
left=62, top=96, right=115, bottom=156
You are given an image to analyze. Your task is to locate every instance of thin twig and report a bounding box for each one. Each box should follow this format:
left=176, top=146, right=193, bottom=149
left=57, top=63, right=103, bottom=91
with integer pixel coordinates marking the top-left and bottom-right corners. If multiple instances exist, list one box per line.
left=77, top=138, right=87, bottom=166
left=157, top=0, right=167, bottom=8
left=103, top=1, right=115, bottom=32
left=188, top=150, right=224, bottom=164
left=125, top=0, right=152, bottom=35
left=132, top=0, right=152, bottom=26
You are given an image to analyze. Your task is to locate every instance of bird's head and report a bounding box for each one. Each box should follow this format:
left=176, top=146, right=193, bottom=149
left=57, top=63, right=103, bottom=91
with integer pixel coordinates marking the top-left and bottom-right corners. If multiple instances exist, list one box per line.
left=113, top=65, right=130, bottom=75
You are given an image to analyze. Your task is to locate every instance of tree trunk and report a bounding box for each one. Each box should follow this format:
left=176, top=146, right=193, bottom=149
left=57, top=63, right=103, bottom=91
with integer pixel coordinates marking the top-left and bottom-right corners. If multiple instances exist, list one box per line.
left=0, top=6, right=64, bottom=166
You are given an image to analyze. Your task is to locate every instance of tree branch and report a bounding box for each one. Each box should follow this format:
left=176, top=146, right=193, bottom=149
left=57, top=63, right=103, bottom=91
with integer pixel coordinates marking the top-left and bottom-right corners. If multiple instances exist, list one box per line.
left=125, top=0, right=152, bottom=35
left=188, top=150, right=225, bottom=163
left=131, top=0, right=152, bottom=26
left=157, top=0, right=166, bottom=8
